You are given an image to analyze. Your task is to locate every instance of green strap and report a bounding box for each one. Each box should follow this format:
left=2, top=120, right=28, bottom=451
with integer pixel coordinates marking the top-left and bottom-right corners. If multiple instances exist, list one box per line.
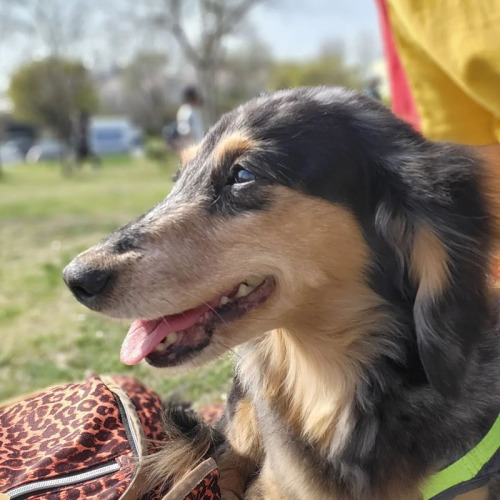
left=422, top=414, right=500, bottom=500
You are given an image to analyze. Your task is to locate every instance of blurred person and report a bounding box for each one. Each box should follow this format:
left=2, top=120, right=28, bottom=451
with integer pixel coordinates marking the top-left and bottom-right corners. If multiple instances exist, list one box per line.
left=164, top=86, right=205, bottom=153
left=364, top=77, right=382, bottom=101
left=375, top=0, right=500, bottom=146
left=177, top=86, right=204, bottom=144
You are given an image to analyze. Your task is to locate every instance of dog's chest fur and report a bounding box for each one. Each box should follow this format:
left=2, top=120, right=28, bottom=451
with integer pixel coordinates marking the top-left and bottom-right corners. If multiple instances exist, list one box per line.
left=234, top=338, right=423, bottom=499
left=231, top=320, right=500, bottom=500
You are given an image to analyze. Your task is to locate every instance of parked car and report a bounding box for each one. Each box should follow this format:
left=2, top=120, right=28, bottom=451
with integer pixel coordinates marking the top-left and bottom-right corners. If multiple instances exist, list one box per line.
left=24, top=118, right=142, bottom=164
left=5, top=136, right=35, bottom=158
left=26, top=139, right=69, bottom=163
left=4, top=122, right=37, bottom=157
left=89, top=119, right=142, bottom=156
left=0, top=142, right=23, bottom=165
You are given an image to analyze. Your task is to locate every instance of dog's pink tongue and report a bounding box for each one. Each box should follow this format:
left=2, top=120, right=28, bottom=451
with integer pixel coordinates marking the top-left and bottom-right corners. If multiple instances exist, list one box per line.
left=120, top=304, right=210, bottom=365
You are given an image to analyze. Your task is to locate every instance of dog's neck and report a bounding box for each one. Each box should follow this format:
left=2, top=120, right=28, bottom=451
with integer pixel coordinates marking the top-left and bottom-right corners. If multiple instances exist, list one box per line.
left=237, top=282, right=393, bottom=458
left=235, top=284, right=437, bottom=498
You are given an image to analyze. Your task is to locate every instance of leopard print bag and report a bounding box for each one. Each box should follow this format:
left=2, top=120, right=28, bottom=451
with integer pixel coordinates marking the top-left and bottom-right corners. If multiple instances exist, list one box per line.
left=0, top=375, right=220, bottom=500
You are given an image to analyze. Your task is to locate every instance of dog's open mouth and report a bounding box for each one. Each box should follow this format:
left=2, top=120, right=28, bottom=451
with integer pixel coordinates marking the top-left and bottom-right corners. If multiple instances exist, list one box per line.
left=120, top=276, right=275, bottom=367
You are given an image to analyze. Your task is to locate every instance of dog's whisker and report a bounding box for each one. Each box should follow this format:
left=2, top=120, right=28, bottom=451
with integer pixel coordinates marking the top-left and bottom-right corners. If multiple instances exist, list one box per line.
left=210, top=195, right=222, bottom=207
left=160, top=316, right=173, bottom=333
left=211, top=337, right=244, bottom=362
left=180, top=290, right=229, bottom=326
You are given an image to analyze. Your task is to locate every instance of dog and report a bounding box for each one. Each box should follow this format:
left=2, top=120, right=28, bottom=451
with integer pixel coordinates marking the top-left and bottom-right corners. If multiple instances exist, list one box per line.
left=64, top=87, right=500, bottom=499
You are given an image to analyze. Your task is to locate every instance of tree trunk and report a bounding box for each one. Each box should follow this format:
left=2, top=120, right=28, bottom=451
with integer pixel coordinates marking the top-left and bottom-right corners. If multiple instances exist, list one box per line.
left=197, top=66, right=215, bottom=127
left=0, top=121, right=4, bottom=178
left=197, top=62, right=220, bottom=127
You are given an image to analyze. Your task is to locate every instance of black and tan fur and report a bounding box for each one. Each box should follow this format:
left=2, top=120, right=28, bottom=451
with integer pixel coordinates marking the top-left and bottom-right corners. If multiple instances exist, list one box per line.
left=64, top=88, right=500, bottom=499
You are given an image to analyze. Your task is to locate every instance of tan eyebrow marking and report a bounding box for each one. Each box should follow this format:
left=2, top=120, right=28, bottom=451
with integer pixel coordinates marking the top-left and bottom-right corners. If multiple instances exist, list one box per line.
left=214, top=132, right=256, bottom=163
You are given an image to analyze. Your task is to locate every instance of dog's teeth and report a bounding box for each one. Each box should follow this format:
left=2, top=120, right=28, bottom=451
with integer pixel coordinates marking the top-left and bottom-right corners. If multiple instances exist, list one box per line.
left=155, top=333, right=178, bottom=353
left=236, top=283, right=253, bottom=298
left=246, top=276, right=265, bottom=287
left=220, top=296, right=231, bottom=306
left=164, top=332, right=178, bottom=347
left=155, top=342, right=168, bottom=352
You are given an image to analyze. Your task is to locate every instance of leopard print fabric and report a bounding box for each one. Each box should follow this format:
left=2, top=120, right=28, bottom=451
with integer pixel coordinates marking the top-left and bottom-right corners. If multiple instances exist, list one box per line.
left=185, top=470, right=221, bottom=500
left=0, top=376, right=220, bottom=499
left=0, top=376, right=134, bottom=498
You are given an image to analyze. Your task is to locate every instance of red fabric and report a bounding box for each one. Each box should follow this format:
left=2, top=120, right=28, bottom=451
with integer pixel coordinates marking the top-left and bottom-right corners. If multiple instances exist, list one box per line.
left=199, top=403, right=224, bottom=427
left=374, top=0, right=421, bottom=131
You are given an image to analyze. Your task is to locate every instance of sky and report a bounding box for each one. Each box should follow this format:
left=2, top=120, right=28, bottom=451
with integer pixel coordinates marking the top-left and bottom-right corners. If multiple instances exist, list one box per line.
left=251, top=0, right=382, bottom=62
left=0, top=0, right=383, bottom=92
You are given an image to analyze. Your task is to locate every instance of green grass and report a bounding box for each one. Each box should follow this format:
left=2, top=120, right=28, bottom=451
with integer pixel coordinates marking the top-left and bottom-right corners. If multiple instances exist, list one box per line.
left=0, top=156, right=233, bottom=405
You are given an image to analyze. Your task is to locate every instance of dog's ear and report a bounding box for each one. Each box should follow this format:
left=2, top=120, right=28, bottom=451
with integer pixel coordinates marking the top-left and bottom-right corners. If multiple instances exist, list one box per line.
left=375, top=148, right=495, bottom=398
left=408, top=223, right=486, bottom=398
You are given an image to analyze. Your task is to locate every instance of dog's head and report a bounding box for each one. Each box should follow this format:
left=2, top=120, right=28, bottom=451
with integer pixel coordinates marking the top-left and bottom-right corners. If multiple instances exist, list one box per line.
left=64, top=87, right=499, bottom=397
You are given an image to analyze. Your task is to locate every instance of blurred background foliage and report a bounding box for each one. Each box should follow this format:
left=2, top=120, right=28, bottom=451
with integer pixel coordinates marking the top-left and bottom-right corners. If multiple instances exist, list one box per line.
left=0, top=0, right=384, bottom=402
left=9, top=58, right=98, bottom=142
left=1, top=0, right=382, bottom=143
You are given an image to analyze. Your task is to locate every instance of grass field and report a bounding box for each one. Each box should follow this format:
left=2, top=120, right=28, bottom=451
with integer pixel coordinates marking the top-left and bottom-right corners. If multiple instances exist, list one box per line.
left=0, top=156, right=233, bottom=405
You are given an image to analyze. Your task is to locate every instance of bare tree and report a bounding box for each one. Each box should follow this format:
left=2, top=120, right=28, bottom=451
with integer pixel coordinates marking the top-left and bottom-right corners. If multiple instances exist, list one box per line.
left=0, top=0, right=104, bottom=177
left=7, top=0, right=101, bottom=171
left=0, top=1, right=22, bottom=175
left=9, top=58, right=98, bottom=145
left=146, top=0, right=266, bottom=125
left=25, top=0, right=93, bottom=58
left=0, top=0, right=33, bottom=174
left=122, top=52, right=173, bottom=134
left=0, top=15, right=7, bottom=175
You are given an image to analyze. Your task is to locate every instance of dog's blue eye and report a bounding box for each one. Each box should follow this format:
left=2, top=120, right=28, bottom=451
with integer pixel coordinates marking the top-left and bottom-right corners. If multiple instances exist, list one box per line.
left=232, top=166, right=255, bottom=184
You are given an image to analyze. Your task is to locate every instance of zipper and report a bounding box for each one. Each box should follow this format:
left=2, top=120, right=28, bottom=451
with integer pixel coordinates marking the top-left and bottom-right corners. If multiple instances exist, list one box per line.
left=113, top=394, right=140, bottom=459
left=6, top=461, right=120, bottom=499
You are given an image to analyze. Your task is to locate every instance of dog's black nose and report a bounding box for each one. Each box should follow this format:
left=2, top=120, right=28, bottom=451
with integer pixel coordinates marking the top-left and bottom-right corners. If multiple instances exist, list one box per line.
left=63, top=262, right=113, bottom=304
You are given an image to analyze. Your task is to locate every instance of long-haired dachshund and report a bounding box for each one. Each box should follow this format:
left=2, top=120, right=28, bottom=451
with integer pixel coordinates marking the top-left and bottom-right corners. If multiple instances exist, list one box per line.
left=64, top=87, right=500, bottom=499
